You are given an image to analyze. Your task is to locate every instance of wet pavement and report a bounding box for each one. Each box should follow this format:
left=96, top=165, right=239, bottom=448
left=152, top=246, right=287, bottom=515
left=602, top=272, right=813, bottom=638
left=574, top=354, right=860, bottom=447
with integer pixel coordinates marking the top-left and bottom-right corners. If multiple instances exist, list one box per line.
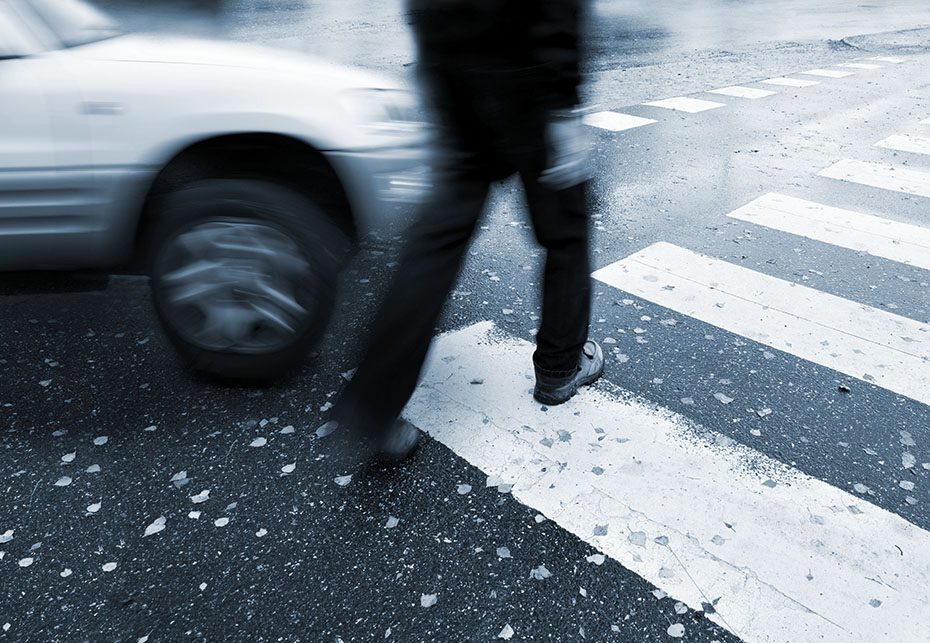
left=3, top=1, right=930, bottom=641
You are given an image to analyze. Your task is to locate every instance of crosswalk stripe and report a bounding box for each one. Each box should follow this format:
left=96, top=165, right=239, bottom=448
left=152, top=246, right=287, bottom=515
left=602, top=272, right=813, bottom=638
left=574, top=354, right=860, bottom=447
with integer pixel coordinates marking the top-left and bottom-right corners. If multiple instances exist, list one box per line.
left=582, top=111, right=657, bottom=132
left=642, top=97, right=726, bottom=113
left=706, top=86, right=776, bottom=99
left=406, top=322, right=930, bottom=643
left=867, top=56, right=906, bottom=64
left=840, top=62, right=884, bottom=70
left=819, top=159, right=930, bottom=198
left=761, top=77, right=819, bottom=87
left=726, top=193, right=930, bottom=271
left=875, top=133, right=930, bottom=155
left=799, top=68, right=855, bottom=78
left=592, top=242, right=930, bottom=406
left=923, top=117, right=930, bottom=126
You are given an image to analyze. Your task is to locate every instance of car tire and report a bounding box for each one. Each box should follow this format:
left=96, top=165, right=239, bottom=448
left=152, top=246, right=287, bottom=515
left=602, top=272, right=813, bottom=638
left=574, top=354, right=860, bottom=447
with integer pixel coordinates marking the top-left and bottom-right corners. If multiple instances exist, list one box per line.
left=147, top=179, right=347, bottom=381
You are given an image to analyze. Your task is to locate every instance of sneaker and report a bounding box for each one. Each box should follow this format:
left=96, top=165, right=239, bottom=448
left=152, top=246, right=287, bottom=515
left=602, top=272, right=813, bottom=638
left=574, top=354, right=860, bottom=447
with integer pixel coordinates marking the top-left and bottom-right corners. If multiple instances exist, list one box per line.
left=533, top=340, right=604, bottom=405
left=325, top=413, right=420, bottom=464
left=377, top=419, right=420, bottom=463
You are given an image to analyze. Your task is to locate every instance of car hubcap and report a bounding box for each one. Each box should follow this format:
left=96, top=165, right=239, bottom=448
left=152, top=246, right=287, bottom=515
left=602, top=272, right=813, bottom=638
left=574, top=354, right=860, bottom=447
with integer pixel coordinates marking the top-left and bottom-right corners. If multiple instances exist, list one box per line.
left=155, top=219, right=313, bottom=353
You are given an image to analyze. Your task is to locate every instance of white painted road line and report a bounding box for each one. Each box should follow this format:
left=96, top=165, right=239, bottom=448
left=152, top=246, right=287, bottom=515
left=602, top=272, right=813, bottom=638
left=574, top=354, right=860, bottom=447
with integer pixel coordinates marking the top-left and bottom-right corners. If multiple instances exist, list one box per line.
left=406, top=322, right=930, bottom=643
left=819, top=159, right=930, bottom=199
left=582, top=111, right=657, bottom=132
left=726, top=193, right=930, bottom=272
left=875, top=133, right=930, bottom=156
left=706, top=86, right=776, bottom=99
left=799, top=68, right=855, bottom=78
left=592, top=242, right=930, bottom=406
left=642, top=97, right=726, bottom=113
left=923, top=117, right=930, bottom=126
left=867, top=56, right=906, bottom=64
left=840, top=62, right=884, bottom=70
left=761, top=77, right=820, bottom=87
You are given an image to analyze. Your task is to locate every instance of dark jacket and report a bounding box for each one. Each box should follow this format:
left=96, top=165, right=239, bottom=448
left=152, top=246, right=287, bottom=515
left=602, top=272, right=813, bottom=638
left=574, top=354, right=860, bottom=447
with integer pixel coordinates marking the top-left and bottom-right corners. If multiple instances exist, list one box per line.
left=407, top=0, right=583, bottom=111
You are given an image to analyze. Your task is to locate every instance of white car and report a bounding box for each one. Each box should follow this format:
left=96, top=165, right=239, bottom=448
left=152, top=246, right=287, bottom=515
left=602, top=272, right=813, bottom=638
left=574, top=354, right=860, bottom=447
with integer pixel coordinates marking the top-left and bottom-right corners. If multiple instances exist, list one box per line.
left=0, top=0, right=429, bottom=379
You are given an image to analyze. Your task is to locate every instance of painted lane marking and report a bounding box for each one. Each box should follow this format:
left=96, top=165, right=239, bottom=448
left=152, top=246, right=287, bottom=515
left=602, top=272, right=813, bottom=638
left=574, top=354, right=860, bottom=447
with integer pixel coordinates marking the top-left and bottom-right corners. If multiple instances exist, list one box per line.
left=760, top=77, right=820, bottom=88
left=839, top=63, right=884, bottom=70
left=799, top=69, right=855, bottom=78
left=592, top=242, right=930, bottom=406
left=406, top=322, right=930, bottom=643
left=867, top=56, right=906, bottom=64
left=875, top=133, right=930, bottom=156
left=583, top=111, right=657, bottom=132
left=923, top=117, right=930, bottom=126
left=726, top=193, right=930, bottom=272
left=706, top=86, right=776, bottom=99
left=819, top=159, right=930, bottom=199
left=642, top=97, right=726, bottom=113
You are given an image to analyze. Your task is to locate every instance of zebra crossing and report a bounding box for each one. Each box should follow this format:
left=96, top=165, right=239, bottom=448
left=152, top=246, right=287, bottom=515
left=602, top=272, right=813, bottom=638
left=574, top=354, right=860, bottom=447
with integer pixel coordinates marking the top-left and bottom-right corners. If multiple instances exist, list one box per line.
left=592, top=241, right=930, bottom=406
left=819, top=159, right=930, bottom=198
left=874, top=133, right=930, bottom=155
left=404, top=56, right=930, bottom=642
left=406, top=322, right=930, bottom=643
left=582, top=56, right=898, bottom=135
left=579, top=99, right=928, bottom=640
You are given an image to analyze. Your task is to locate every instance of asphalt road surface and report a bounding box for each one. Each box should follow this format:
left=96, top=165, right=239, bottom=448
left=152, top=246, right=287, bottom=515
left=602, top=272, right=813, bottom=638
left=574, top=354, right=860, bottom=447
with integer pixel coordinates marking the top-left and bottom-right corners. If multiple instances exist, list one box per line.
left=3, top=1, right=930, bottom=642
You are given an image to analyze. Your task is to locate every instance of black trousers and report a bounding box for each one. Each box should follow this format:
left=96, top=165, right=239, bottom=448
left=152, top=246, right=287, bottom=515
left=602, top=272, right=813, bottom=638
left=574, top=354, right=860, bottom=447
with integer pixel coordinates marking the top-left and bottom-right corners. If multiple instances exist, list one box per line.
left=335, top=69, right=591, bottom=437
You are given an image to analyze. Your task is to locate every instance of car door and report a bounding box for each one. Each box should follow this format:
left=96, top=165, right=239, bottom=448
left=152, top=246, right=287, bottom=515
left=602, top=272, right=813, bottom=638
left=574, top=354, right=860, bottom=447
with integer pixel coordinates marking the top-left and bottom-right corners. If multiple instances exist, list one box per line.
left=0, top=3, right=59, bottom=269
left=0, top=1, right=99, bottom=270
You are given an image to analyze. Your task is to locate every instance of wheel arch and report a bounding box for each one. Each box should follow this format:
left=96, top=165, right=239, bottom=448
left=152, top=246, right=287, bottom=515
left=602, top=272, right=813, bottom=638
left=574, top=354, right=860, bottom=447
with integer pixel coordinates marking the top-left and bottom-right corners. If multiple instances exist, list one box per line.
left=129, top=132, right=357, bottom=270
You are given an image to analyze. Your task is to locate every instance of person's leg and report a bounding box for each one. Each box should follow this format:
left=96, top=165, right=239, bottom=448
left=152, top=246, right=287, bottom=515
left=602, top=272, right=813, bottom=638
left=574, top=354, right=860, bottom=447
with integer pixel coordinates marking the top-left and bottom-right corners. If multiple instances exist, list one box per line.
left=520, top=168, right=592, bottom=378
left=334, top=171, right=491, bottom=441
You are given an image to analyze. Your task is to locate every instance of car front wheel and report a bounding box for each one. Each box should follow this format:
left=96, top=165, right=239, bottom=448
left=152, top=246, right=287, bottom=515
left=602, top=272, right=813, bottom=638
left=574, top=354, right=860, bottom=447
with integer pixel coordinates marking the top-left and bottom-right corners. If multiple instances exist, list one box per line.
left=148, top=179, right=346, bottom=381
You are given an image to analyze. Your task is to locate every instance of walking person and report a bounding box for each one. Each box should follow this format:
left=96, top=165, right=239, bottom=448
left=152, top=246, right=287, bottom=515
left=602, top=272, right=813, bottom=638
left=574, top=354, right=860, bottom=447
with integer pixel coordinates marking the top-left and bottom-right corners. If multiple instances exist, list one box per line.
left=333, top=0, right=603, bottom=460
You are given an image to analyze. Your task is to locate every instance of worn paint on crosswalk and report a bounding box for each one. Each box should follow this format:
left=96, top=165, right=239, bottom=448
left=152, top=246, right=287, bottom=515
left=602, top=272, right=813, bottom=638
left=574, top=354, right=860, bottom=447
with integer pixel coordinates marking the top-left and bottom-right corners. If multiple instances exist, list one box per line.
left=642, top=97, right=726, bottom=113
left=583, top=111, right=657, bottom=132
left=405, top=322, right=930, bottom=643
left=867, top=56, right=906, bottom=64
left=761, top=77, right=819, bottom=88
left=819, top=159, right=930, bottom=198
left=593, top=242, right=930, bottom=406
left=707, top=86, right=776, bottom=99
left=840, top=63, right=884, bottom=70
left=726, top=193, right=930, bottom=271
left=799, top=69, right=854, bottom=78
left=875, top=133, right=930, bottom=156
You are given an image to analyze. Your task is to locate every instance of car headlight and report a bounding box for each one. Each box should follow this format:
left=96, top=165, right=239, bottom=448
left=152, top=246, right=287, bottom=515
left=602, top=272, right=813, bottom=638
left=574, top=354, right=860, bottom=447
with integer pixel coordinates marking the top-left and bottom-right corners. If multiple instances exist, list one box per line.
left=341, top=88, right=426, bottom=136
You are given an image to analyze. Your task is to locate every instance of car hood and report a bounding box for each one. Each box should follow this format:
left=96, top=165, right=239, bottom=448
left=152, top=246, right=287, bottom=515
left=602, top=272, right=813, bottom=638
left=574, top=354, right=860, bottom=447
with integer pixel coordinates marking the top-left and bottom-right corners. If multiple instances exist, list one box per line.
left=77, top=33, right=400, bottom=90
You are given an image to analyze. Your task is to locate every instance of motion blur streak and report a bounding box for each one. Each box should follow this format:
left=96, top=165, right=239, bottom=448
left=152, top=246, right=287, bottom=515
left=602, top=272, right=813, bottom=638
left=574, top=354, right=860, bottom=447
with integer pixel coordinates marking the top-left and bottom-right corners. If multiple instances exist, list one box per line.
left=0, top=0, right=429, bottom=380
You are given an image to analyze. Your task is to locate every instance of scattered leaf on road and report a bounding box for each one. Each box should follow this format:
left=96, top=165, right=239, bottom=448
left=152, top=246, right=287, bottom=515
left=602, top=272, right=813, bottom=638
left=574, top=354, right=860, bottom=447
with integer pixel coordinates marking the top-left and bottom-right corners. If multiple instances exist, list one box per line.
left=585, top=553, right=605, bottom=565
left=315, top=421, right=338, bottom=438
left=190, top=489, right=210, bottom=504
left=144, top=517, right=166, bottom=537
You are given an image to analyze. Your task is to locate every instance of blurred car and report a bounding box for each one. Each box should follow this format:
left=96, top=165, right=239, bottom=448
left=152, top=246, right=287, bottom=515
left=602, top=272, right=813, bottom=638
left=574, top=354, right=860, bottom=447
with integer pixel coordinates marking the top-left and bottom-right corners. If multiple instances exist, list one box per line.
left=0, top=0, right=429, bottom=379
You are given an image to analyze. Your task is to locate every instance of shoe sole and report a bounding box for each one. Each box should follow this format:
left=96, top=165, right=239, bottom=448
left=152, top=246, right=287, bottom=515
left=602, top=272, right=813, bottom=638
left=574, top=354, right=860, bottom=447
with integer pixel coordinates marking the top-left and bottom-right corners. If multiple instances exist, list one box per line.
left=533, top=366, right=604, bottom=406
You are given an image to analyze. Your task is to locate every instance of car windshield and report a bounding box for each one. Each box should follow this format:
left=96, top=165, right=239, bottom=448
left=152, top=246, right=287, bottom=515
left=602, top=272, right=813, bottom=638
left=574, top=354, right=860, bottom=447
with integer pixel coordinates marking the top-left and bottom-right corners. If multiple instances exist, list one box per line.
left=27, top=0, right=120, bottom=48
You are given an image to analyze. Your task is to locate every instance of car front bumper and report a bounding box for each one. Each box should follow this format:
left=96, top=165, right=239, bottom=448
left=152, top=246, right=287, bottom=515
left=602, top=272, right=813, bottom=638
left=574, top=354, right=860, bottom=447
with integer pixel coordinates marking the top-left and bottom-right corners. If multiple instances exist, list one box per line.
left=324, top=144, right=432, bottom=235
